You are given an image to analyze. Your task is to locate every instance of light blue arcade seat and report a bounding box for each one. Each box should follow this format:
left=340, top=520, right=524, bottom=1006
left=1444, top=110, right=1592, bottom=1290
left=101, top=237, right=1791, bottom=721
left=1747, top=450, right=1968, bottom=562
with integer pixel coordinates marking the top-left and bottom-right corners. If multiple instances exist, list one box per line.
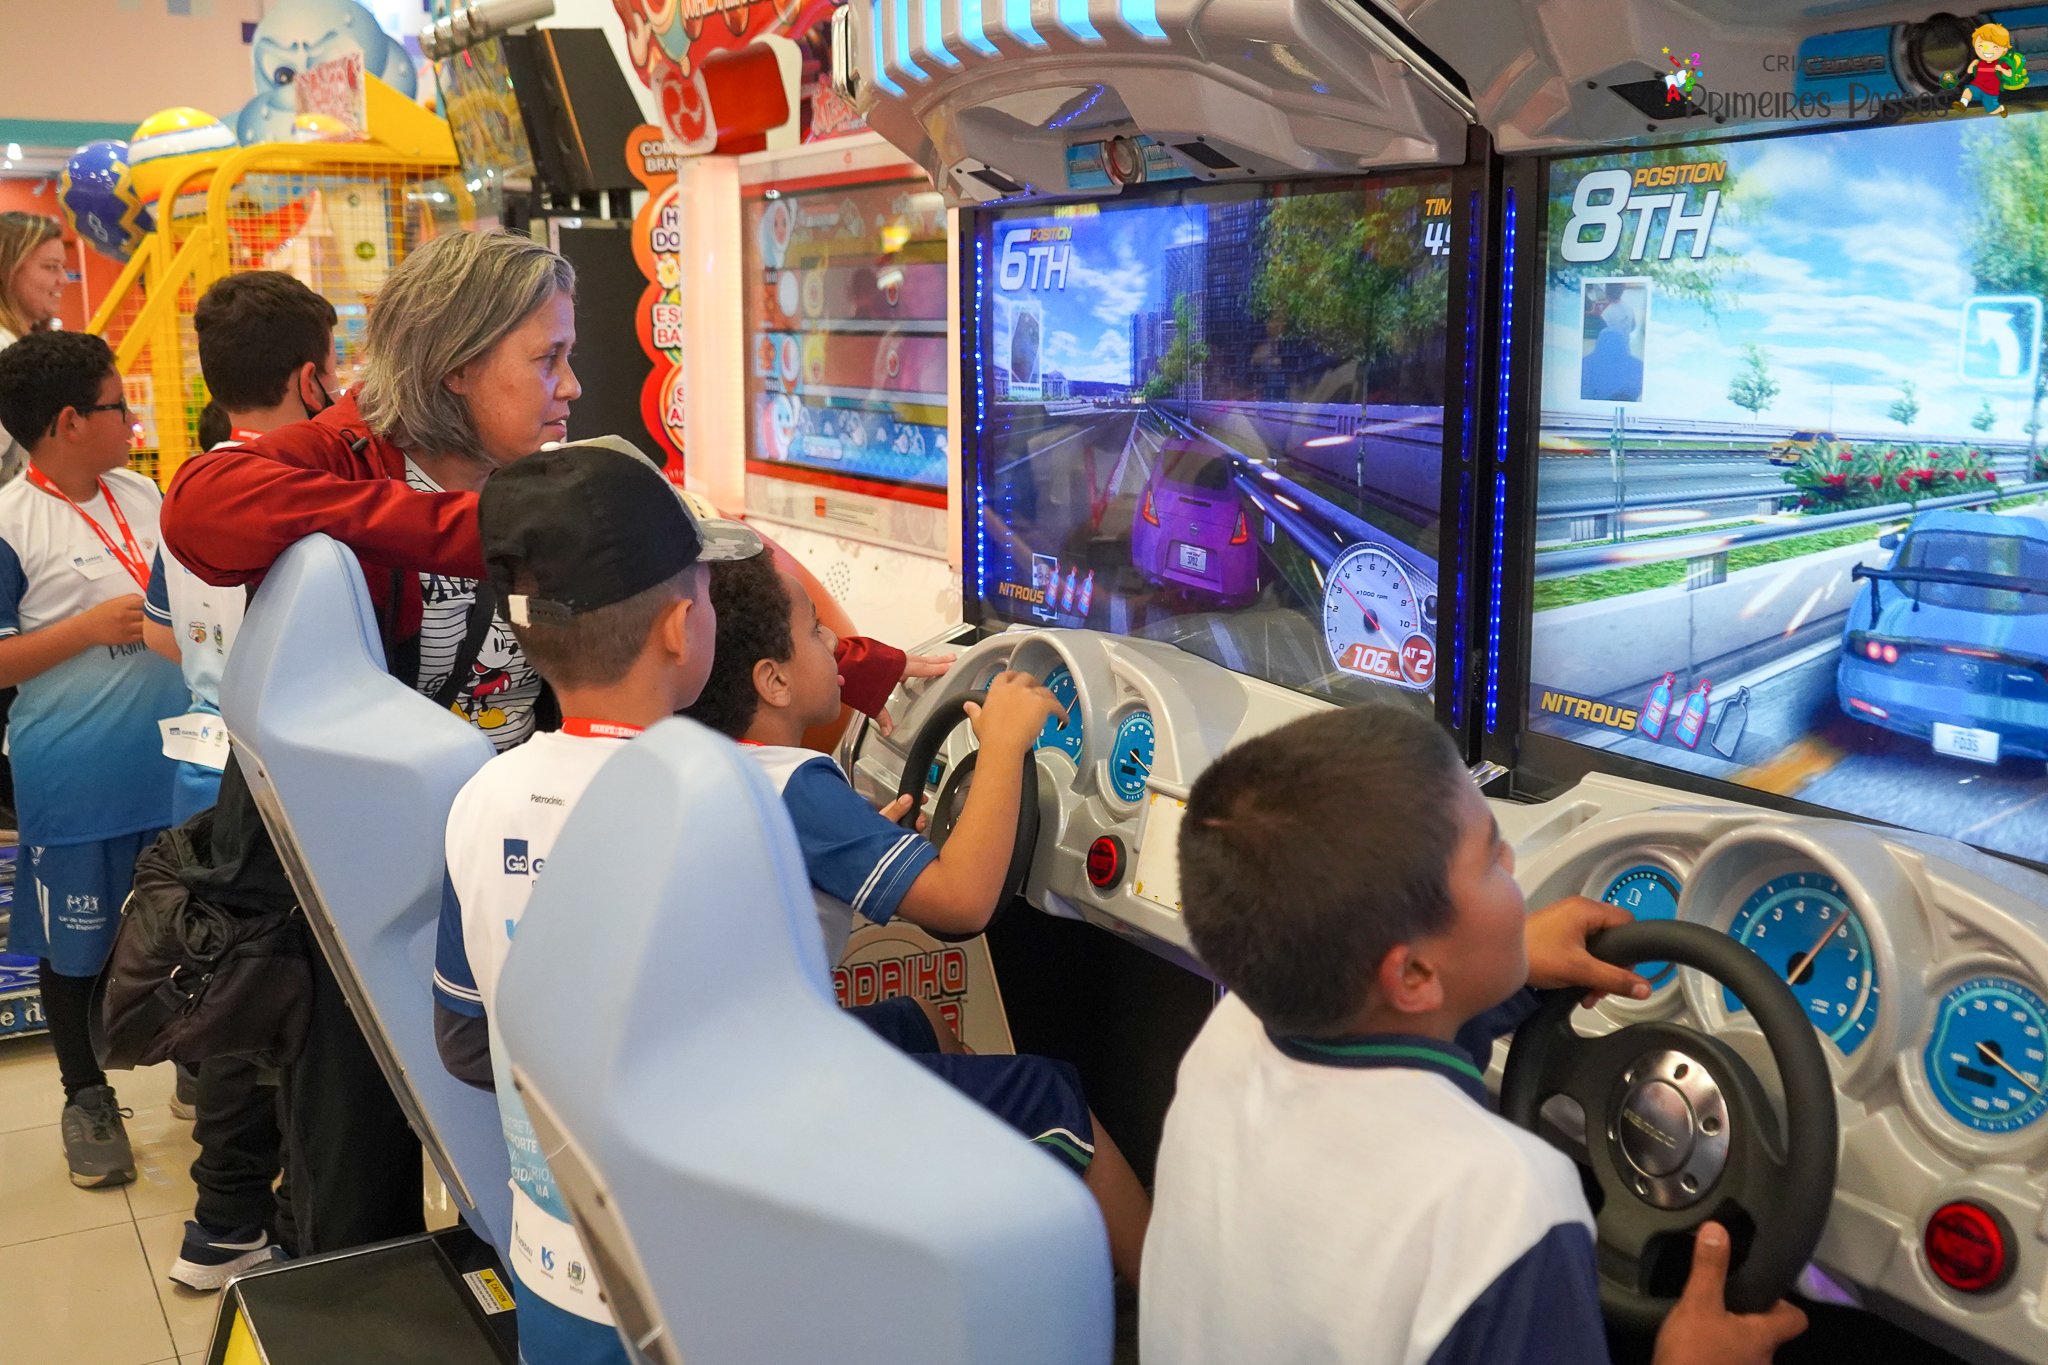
left=220, top=533, right=512, bottom=1255
left=496, top=719, right=1114, bottom=1365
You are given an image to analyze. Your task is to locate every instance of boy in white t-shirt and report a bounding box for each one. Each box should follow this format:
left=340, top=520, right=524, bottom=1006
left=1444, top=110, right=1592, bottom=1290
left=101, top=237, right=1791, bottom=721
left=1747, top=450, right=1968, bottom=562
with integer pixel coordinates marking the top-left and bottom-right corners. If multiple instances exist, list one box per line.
left=1142, top=705, right=1806, bottom=1365
left=434, top=443, right=760, bottom=1365
left=0, top=331, right=184, bottom=1189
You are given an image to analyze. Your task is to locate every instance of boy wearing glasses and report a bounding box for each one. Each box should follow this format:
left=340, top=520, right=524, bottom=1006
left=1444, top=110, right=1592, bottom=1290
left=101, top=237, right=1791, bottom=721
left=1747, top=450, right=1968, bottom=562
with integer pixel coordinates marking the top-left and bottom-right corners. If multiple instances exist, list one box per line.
left=0, top=331, right=182, bottom=1189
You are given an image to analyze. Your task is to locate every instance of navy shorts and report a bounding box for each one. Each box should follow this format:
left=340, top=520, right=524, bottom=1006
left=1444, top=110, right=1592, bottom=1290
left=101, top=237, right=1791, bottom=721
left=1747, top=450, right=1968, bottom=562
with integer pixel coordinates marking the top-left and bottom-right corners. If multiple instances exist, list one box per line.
left=9, top=830, right=162, bottom=977
left=849, top=995, right=940, bottom=1052
left=848, top=996, right=1096, bottom=1174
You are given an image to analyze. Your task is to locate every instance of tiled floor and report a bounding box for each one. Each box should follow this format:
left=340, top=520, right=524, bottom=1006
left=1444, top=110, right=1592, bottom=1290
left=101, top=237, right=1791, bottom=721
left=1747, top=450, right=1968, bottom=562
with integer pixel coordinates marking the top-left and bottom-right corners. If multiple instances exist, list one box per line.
left=0, top=1034, right=206, bottom=1365
left=0, top=1033, right=460, bottom=1365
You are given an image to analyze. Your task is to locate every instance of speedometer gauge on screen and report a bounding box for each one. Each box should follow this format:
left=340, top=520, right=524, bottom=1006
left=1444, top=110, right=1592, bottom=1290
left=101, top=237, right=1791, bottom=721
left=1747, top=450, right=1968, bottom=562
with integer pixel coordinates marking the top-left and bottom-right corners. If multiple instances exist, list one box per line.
left=968, top=172, right=1452, bottom=708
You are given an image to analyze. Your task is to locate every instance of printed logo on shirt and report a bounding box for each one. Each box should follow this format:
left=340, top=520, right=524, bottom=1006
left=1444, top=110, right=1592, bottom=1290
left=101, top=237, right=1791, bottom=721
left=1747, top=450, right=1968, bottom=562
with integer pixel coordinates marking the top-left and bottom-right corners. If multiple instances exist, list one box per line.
left=540, top=1245, right=556, bottom=1273
left=529, top=793, right=565, bottom=807
left=186, top=621, right=207, bottom=644
left=503, top=839, right=546, bottom=876
left=568, top=1260, right=587, bottom=1287
left=65, top=894, right=98, bottom=914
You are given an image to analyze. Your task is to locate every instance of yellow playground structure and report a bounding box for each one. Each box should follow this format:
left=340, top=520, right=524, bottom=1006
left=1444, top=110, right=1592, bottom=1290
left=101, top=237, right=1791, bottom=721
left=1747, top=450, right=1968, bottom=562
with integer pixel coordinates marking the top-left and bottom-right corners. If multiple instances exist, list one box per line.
left=89, top=82, right=470, bottom=487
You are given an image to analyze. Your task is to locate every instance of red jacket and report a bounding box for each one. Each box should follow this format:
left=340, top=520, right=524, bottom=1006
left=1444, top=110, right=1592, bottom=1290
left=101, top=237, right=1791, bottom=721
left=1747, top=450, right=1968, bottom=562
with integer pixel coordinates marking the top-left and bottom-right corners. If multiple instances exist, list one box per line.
left=160, top=394, right=907, bottom=713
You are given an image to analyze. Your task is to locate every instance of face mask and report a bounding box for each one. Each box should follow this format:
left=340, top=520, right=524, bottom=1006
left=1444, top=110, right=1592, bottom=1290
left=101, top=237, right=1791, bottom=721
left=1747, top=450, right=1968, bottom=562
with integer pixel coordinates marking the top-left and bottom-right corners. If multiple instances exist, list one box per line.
left=306, top=369, right=336, bottom=417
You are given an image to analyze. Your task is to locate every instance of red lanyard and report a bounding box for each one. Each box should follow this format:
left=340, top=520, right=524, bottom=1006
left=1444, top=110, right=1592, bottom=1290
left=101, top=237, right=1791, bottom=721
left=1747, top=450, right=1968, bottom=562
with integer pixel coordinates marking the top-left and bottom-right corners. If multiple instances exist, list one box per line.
left=561, top=717, right=645, bottom=740
left=25, top=466, right=147, bottom=589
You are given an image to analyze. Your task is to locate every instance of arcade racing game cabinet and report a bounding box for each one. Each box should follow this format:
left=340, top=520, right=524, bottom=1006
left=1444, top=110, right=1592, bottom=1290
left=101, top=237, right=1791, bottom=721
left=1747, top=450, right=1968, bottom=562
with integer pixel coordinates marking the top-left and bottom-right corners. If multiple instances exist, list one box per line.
left=832, top=2, right=2048, bottom=1363
left=826, top=0, right=1492, bottom=1189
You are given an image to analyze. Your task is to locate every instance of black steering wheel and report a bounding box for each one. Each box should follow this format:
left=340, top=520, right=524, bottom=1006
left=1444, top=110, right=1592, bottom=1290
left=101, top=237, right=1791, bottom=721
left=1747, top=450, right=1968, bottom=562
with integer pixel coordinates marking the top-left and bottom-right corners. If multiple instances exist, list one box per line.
left=892, top=691, right=1041, bottom=931
left=1499, top=921, right=1837, bottom=1334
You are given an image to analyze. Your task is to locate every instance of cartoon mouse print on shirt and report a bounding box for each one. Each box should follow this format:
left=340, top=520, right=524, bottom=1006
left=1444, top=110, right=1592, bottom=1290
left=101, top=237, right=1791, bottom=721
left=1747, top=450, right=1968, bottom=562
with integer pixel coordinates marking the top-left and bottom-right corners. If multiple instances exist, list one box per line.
left=451, top=627, right=538, bottom=734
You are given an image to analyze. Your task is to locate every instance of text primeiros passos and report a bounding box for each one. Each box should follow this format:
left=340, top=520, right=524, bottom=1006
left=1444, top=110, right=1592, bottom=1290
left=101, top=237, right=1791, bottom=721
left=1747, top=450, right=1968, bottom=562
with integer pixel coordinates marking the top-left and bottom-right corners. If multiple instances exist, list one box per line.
left=1696, top=83, right=1957, bottom=123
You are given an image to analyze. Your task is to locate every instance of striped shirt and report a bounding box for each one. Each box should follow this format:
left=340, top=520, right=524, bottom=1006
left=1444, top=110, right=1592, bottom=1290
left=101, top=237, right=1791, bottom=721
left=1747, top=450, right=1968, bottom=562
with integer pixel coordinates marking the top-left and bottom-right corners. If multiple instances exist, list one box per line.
left=405, top=459, right=541, bottom=752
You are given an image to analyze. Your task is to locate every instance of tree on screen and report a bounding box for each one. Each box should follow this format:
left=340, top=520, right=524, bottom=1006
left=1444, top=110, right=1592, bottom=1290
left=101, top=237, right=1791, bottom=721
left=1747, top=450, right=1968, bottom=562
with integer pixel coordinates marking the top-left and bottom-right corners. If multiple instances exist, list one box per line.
left=1250, top=187, right=1444, bottom=406
left=1889, top=379, right=1921, bottom=429
left=1966, top=118, right=2048, bottom=456
left=1727, top=343, right=1779, bottom=418
left=1973, top=398, right=1998, bottom=433
left=1545, top=153, right=1754, bottom=315
left=1137, top=294, right=1210, bottom=402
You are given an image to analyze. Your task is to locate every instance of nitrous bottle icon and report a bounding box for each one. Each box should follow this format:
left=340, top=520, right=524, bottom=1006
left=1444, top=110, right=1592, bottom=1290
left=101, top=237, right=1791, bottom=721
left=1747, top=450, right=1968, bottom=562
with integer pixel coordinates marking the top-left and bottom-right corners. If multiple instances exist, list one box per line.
left=1638, top=672, right=1677, bottom=739
left=1674, top=679, right=1712, bottom=750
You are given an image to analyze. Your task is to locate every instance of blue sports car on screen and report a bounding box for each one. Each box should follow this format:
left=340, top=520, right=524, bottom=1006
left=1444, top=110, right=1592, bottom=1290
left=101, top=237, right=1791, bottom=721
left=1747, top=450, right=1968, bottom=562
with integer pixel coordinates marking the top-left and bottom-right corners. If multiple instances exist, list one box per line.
left=1838, top=509, right=2048, bottom=765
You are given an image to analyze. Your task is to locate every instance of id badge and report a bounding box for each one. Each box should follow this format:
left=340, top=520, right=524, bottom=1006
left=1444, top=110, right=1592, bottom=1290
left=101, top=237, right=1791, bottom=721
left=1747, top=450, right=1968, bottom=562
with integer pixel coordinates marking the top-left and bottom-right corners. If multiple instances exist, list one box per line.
left=70, top=550, right=120, bottom=581
left=160, top=714, right=231, bottom=770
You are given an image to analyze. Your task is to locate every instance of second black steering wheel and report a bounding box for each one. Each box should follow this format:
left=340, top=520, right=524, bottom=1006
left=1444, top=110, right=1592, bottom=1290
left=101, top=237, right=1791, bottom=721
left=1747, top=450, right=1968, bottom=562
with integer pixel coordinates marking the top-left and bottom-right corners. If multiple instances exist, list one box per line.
left=891, top=691, right=1041, bottom=930
left=1499, top=920, right=1838, bottom=1334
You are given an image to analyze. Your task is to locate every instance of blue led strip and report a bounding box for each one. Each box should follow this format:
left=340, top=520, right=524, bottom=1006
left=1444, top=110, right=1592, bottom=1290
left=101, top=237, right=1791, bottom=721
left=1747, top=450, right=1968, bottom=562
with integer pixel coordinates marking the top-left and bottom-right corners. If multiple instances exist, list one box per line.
left=1047, top=85, right=1104, bottom=130
left=1056, top=0, right=1102, bottom=41
left=924, top=0, right=960, bottom=65
left=1005, top=0, right=1047, bottom=47
left=1451, top=189, right=1482, bottom=729
left=872, top=1, right=905, bottom=95
left=1486, top=189, right=1517, bottom=733
left=974, top=232, right=990, bottom=600
left=893, top=0, right=929, bottom=79
left=1119, top=0, right=1166, bottom=40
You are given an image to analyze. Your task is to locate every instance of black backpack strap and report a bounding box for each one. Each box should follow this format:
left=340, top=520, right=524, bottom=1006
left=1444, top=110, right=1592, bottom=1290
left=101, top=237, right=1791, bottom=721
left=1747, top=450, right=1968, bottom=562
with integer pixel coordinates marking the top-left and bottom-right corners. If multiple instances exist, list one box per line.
left=429, top=579, right=499, bottom=712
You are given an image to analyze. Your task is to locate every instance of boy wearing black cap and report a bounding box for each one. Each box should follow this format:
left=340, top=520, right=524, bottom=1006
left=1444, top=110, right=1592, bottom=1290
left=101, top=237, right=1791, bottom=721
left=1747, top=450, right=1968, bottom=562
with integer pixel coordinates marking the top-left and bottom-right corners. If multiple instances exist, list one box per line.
left=435, top=440, right=760, bottom=1365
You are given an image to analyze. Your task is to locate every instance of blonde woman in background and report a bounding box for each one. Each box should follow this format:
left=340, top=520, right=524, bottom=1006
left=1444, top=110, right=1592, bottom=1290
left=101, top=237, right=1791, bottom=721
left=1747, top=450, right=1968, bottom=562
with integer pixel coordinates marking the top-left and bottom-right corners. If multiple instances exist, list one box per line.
left=0, top=212, right=68, bottom=485
left=0, top=212, right=64, bottom=834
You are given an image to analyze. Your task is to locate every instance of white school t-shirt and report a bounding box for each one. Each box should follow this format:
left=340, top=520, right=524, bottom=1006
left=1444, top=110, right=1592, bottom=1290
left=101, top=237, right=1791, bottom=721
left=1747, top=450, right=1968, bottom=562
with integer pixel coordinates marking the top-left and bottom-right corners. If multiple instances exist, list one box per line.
left=443, top=728, right=628, bottom=1326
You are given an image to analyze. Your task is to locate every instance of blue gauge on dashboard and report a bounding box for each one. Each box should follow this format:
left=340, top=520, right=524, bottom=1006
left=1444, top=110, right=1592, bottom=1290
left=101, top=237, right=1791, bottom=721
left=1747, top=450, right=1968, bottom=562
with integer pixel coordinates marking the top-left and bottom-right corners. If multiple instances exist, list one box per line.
left=1108, top=710, right=1156, bottom=804
left=1599, top=865, right=1681, bottom=987
left=1036, top=665, right=1084, bottom=761
left=1722, top=872, right=1880, bottom=1055
left=1924, top=977, right=2048, bottom=1135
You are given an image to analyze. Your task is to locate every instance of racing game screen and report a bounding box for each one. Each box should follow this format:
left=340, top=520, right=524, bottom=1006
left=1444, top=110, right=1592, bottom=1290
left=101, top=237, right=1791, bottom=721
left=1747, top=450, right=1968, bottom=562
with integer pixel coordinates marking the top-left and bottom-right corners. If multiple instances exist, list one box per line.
left=1530, top=119, right=2048, bottom=865
left=971, top=173, right=1453, bottom=706
left=743, top=175, right=949, bottom=492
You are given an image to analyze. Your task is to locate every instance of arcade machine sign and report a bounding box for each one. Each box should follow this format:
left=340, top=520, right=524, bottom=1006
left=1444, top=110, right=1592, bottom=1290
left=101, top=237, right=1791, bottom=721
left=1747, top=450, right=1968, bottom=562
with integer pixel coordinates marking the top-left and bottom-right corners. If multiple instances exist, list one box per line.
left=743, top=167, right=951, bottom=499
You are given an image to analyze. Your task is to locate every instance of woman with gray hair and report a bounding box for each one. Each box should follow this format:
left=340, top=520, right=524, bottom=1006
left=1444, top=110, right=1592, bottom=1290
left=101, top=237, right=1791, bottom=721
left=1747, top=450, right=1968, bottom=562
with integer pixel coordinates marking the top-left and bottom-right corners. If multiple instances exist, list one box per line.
left=159, top=228, right=921, bottom=1259
left=157, top=228, right=587, bottom=1258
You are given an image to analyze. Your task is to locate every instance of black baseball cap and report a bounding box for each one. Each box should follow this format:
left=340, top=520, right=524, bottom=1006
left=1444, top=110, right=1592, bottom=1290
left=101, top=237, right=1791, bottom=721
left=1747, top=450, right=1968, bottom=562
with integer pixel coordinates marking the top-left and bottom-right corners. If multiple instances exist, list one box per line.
left=479, top=435, right=761, bottom=627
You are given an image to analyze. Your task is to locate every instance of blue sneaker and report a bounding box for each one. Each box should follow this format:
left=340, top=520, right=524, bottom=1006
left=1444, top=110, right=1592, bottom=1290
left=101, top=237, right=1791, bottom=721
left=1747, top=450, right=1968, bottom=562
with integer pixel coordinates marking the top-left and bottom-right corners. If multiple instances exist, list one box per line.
left=167, top=1222, right=285, bottom=1291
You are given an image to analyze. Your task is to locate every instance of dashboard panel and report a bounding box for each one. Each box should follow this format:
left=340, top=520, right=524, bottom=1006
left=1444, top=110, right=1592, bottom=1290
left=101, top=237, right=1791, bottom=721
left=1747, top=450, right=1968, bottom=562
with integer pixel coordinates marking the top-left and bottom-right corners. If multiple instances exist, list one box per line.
left=849, top=628, right=2048, bottom=1365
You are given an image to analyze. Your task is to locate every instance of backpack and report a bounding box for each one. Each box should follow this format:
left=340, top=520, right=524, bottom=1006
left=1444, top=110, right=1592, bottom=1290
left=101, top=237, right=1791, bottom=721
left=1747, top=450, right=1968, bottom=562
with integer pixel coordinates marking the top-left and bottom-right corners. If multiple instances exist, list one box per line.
left=2004, top=51, right=2029, bottom=91
left=90, top=810, right=312, bottom=1070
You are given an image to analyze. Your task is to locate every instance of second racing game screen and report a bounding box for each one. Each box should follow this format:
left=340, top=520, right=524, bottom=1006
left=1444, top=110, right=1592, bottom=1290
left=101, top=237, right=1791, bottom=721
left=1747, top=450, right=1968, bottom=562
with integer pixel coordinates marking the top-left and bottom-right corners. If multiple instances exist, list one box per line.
left=1530, top=118, right=2048, bottom=864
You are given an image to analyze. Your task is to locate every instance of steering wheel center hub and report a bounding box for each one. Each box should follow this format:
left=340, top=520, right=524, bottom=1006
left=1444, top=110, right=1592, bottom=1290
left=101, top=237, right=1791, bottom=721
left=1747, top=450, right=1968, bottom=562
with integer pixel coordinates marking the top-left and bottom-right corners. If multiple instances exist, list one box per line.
left=1619, top=1080, right=1694, bottom=1176
left=1612, top=1049, right=1731, bottom=1209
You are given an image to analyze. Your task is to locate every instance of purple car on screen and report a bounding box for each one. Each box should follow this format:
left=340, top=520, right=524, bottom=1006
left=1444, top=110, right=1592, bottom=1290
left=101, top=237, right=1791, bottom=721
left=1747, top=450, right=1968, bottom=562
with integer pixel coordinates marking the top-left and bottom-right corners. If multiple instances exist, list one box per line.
left=1131, top=441, right=1259, bottom=606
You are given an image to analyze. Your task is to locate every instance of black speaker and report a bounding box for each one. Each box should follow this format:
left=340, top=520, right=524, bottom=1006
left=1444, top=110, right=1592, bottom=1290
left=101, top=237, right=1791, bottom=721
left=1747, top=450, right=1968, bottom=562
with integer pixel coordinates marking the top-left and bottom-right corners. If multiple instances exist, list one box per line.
left=546, top=219, right=652, bottom=456
left=501, top=29, right=643, bottom=196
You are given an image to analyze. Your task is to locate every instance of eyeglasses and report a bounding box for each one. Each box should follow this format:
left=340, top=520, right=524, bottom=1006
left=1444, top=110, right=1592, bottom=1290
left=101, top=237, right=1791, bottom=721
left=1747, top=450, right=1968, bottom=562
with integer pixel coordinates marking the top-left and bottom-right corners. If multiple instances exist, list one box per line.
left=74, top=399, right=130, bottom=418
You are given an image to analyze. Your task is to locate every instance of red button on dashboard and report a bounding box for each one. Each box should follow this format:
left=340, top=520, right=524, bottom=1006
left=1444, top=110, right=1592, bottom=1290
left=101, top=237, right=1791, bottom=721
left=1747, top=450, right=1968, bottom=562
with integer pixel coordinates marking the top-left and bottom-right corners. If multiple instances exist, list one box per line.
left=1087, top=836, right=1124, bottom=890
left=1925, top=1200, right=2014, bottom=1294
